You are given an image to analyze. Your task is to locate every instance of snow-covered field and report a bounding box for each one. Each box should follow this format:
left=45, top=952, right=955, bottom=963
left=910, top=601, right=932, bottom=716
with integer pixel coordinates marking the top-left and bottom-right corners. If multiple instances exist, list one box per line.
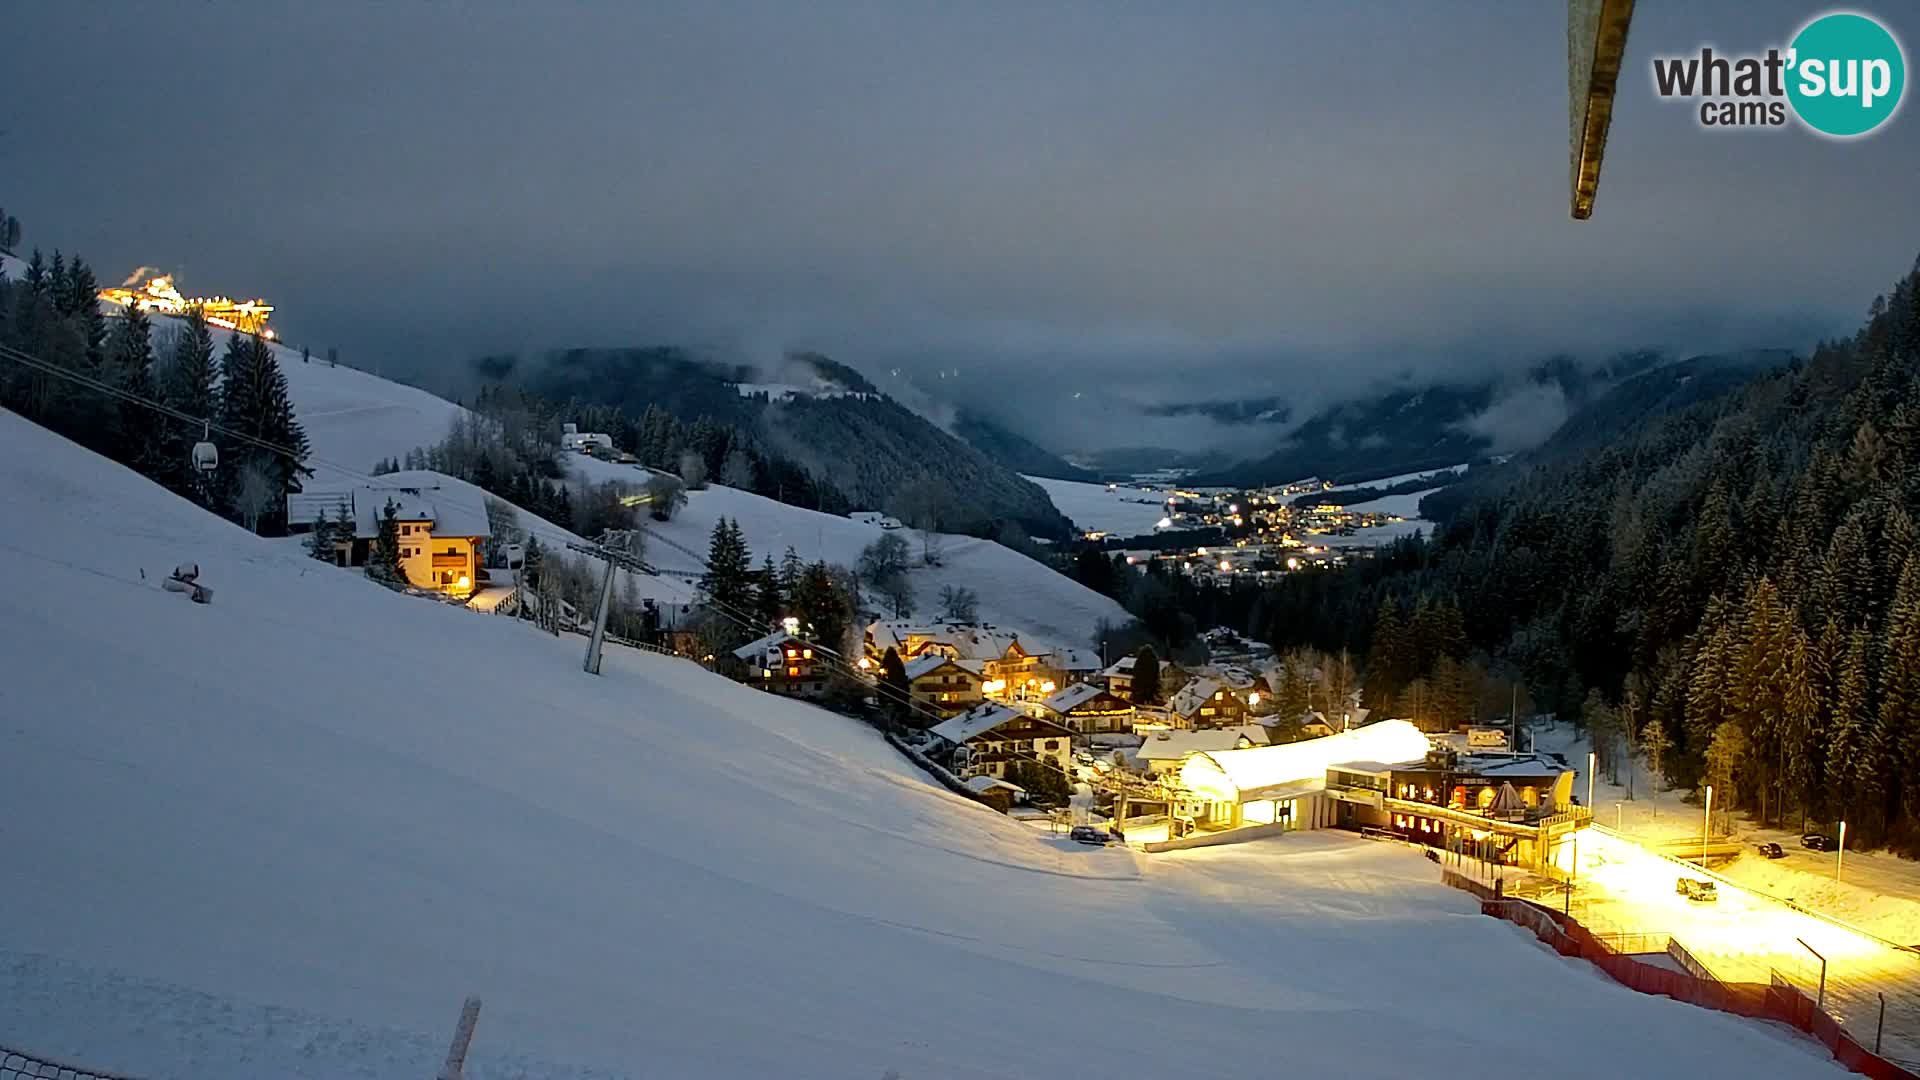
left=1323, top=462, right=1469, bottom=495
left=1341, top=488, right=1440, bottom=519
left=0, top=409, right=1853, bottom=1079
left=576, top=456, right=1126, bottom=649
left=1023, top=474, right=1174, bottom=537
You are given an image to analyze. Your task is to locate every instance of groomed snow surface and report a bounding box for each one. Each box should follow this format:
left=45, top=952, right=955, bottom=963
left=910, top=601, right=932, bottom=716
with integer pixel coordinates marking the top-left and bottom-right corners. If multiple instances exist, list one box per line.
left=1021, top=475, right=1177, bottom=538
left=0, top=409, right=1852, bottom=1078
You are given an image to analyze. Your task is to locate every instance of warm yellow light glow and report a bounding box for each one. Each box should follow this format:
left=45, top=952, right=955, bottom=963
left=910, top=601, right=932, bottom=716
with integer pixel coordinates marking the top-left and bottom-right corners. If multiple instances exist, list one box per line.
left=1247, top=692, right=1260, bottom=706
left=1040, top=681, right=1057, bottom=693
left=1287, top=557, right=1300, bottom=570
left=455, top=575, right=470, bottom=590
left=788, top=666, right=800, bottom=677
left=802, top=648, right=813, bottom=659
left=1218, top=560, right=1231, bottom=571
left=98, top=271, right=275, bottom=336
left=858, top=656, right=873, bottom=671
left=782, top=616, right=801, bottom=636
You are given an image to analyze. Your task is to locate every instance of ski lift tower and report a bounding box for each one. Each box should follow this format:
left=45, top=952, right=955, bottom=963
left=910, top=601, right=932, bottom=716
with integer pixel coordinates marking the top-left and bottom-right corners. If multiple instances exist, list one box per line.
left=566, top=531, right=657, bottom=675
left=1568, top=0, right=1637, bottom=219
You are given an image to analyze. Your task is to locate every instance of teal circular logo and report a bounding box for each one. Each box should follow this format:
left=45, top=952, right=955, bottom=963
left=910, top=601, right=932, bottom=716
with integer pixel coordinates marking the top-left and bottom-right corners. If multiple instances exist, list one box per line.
left=1787, top=12, right=1906, bottom=137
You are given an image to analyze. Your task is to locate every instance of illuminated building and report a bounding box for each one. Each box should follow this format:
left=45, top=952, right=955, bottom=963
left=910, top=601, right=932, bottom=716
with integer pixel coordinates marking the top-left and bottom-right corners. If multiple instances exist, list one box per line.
left=903, top=655, right=987, bottom=721
left=98, top=270, right=278, bottom=340
left=730, top=630, right=827, bottom=700
left=287, top=484, right=487, bottom=598
left=1034, top=682, right=1136, bottom=737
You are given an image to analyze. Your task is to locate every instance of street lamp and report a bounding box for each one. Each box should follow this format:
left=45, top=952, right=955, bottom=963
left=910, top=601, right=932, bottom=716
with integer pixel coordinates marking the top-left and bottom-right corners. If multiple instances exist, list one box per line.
left=1587, top=751, right=1596, bottom=813
left=1703, top=785, right=1714, bottom=866
left=1837, top=820, right=1847, bottom=883
left=1615, top=801, right=1623, bottom=831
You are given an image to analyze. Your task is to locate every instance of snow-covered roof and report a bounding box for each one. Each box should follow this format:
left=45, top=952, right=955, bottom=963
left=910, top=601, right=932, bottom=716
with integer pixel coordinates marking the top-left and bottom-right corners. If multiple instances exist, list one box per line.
left=963, top=774, right=1025, bottom=796
left=868, top=620, right=1022, bottom=663
left=1136, top=726, right=1267, bottom=762
left=904, top=654, right=976, bottom=681
left=1038, top=681, right=1123, bottom=714
left=1100, top=656, right=1136, bottom=677
left=928, top=704, right=1030, bottom=745
left=1179, top=720, right=1432, bottom=803
left=1166, top=678, right=1226, bottom=717
left=1049, top=648, right=1103, bottom=672
left=731, top=630, right=805, bottom=661
left=305, top=481, right=493, bottom=541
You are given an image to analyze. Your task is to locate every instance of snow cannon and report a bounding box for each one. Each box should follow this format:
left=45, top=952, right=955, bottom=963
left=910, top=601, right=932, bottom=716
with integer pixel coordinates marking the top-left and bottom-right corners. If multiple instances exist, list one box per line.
left=163, top=563, right=213, bottom=604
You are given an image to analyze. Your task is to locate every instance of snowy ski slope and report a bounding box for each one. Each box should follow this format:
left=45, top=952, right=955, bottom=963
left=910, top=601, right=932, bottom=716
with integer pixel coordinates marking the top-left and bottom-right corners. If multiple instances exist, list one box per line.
left=0, top=409, right=1849, bottom=1079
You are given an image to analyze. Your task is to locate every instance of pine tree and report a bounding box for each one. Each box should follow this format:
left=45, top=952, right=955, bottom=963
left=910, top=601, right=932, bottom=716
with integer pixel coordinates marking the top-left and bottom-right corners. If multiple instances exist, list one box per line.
left=307, top=512, right=336, bottom=561
left=699, top=517, right=754, bottom=633
left=1827, top=626, right=1873, bottom=830
left=1880, top=554, right=1920, bottom=828
left=1367, top=600, right=1408, bottom=709
left=68, top=258, right=106, bottom=369
left=779, top=545, right=803, bottom=605
left=214, top=333, right=307, bottom=531
left=793, top=561, right=853, bottom=654
left=367, top=499, right=406, bottom=585
left=109, top=303, right=166, bottom=478
left=755, top=554, right=783, bottom=630
left=1131, top=645, right=1161, bottom=705
left=879, top=646, right=912, bottom=723
left=1277, top=658, right=1311, bottom=720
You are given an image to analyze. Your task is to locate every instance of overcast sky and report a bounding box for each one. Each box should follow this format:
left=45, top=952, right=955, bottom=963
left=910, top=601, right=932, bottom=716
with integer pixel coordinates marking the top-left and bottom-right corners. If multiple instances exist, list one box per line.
left=8, top=1, right=1917, bottom=448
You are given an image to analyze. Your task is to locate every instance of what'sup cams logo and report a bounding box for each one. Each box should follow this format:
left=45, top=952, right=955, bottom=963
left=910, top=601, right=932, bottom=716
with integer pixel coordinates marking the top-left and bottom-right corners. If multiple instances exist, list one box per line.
left=1652, top=10, right=1906, bottom=137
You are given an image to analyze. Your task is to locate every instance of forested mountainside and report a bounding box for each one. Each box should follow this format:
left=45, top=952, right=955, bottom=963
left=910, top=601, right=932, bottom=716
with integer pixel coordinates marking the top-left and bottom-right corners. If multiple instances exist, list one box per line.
left=493, top=347, right=1072, bottom=540
left=1184, top=351, right=1666, bottom=487
left=1260, top=256, right=1920, bottom=852
left=952, top=409, right=1097, bottom=482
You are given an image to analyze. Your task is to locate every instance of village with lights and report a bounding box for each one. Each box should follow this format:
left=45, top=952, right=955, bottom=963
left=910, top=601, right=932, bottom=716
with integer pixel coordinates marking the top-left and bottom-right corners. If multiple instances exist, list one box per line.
left=1086, top=476, right=1422, bottom=586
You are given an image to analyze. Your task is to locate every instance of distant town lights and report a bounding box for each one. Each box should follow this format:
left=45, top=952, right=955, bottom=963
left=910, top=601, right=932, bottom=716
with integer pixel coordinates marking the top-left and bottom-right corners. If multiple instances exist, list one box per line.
left=782, top=616, right=801, bottom=636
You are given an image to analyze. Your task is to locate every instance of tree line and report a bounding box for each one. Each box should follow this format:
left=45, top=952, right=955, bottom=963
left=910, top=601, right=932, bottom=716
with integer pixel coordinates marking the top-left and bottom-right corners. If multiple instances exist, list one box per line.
left=0, top=248, right=309, bottom=534
left=1255, top=253, right=1920, bottom=851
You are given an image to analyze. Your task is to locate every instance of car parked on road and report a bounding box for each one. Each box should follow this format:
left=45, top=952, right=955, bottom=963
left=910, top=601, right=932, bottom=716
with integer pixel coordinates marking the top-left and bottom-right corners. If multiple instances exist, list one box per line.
left=1802, top=833, right=1835, bottom=851
left=1676, top=877, right=1718, bottom=902
left=1068, top=825, right=1110, bottom=846
left=1755, top=842, right=1785, bottom=859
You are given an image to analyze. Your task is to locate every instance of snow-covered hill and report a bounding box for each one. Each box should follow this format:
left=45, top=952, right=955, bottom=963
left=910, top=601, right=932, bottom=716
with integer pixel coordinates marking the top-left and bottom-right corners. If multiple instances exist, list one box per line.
left=572, top=454, right=1127, bottom=649
left=0, top=408, right=1848, bottom=1079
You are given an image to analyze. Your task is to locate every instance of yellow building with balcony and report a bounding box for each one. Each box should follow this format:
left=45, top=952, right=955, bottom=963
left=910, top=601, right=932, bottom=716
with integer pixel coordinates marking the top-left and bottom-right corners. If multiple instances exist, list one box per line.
left=289, top=482, right=491, bottom=599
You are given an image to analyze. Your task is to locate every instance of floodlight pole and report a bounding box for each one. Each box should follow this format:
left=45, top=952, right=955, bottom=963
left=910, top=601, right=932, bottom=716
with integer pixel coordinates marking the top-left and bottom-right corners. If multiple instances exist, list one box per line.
left=1703, top=785, right=1713, bottom=866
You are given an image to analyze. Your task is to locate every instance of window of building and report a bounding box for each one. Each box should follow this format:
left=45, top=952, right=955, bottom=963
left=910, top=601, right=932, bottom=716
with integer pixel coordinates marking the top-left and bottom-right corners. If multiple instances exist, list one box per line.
left=1045, top=740, right=1059, bottom=750
left=400, top=524, right=412, bottom=535
left=787, top=667, right=800, bottom=677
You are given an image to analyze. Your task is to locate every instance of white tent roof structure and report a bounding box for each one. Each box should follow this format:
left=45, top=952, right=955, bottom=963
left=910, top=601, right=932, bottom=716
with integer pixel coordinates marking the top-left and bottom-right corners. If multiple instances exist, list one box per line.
left=1178, top=720, right=1431, bottom=803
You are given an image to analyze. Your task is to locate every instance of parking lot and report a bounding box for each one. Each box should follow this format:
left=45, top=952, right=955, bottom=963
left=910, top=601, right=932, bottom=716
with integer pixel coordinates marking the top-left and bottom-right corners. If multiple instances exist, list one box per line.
left=1558, top=827, right=1920, bottom=1067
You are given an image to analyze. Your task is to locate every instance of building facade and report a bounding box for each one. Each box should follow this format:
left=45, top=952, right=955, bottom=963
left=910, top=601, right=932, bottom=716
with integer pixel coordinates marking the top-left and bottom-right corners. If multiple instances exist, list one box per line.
left=731, top=631, right=828, bottom=700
